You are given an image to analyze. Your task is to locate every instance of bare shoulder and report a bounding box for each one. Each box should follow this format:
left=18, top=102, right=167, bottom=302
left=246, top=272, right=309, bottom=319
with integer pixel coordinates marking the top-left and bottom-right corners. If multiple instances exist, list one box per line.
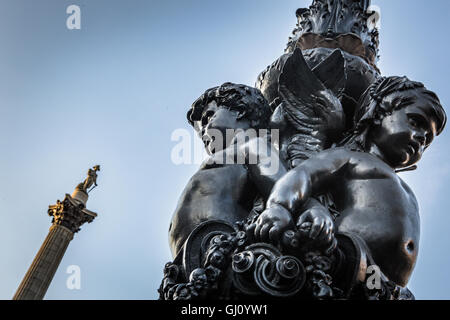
left=398, top=176, right=419, bottom=208
left=199, top=151, right=227, bottom=170
left=311, top=147, right=366, bottom=163
left=198, top=149, right=247, bottom=176
left=237, top=136, right=276, bottom=157
left=185, top=163, right=243, bottom=196
left=319, top=147, right=389, bottom=165
left=308, top=148, right=393, bottom=179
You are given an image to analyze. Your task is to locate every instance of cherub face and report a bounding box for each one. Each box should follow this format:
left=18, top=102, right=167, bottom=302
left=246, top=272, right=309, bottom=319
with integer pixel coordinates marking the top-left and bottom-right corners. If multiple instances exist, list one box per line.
left=194, top=101, right=250, bottom=154
left=371, top=90, right=438, bottom=169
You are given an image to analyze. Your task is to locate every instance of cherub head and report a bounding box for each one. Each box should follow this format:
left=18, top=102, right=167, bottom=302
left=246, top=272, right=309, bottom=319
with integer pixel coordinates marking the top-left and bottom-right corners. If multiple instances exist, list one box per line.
left=187, top=82, right=272, bottom=154
left=344, top=76, right=446, bottom=169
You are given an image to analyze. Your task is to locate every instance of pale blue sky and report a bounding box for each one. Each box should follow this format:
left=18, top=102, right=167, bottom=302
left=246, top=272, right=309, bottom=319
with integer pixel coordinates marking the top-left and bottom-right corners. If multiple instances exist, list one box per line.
left=0, top=0, right=449, bottom=300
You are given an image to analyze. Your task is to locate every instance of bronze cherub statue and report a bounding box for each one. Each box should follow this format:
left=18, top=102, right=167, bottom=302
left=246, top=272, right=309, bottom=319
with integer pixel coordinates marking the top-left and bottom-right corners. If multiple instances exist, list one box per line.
left=160, top=0, right=447, bottom=301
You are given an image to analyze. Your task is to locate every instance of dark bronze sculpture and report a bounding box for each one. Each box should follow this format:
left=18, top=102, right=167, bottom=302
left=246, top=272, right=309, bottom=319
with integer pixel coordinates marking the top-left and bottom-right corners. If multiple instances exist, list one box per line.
left=169, top=83, right=278, bottom=257
left=160, top=0, right=447, bottom=300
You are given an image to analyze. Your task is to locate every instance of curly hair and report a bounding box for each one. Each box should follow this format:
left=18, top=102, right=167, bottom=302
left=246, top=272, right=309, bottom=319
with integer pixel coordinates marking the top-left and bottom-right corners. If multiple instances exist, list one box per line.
left=187, top=83, right=272, bottom=130
left=341, top=76, right=447, bottom=150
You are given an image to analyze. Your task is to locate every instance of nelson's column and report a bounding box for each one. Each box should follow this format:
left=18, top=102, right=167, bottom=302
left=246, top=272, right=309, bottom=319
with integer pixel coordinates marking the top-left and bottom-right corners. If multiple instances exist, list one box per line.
left=13, top=166, right=100, bottom=300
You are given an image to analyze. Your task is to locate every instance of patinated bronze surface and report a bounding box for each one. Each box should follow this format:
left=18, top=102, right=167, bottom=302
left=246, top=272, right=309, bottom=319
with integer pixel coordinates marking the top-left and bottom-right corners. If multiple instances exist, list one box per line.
left=160, top=0, right=447, bottom=300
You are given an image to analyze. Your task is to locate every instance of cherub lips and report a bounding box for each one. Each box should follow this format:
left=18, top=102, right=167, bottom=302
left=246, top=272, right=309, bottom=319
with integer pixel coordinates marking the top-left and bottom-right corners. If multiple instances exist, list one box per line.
left=202, top=135, right=216, bottom=148
left=407, top=142, right=420, bottom=155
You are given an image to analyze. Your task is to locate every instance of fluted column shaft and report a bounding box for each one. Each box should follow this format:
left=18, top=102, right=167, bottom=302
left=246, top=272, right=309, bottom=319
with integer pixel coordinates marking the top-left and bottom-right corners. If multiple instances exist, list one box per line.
left=13, top=225, right=74, bottom=300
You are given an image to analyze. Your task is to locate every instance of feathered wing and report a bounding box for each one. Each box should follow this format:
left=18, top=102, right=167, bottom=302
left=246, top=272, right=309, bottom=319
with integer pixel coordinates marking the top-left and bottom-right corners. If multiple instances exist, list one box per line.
left=311, top=50, right=346, bottom=97
left=278, top=48, right=346, bottom=162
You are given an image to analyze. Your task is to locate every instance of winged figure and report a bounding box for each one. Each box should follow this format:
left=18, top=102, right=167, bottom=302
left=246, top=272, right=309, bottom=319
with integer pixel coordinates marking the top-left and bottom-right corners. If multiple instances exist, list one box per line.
left=277, top=48, right=347, bottom=167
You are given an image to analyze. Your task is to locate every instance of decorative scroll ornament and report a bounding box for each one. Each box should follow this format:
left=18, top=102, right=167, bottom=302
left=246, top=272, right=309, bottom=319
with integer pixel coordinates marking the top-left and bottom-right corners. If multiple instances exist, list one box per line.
left=159, top=219, right=415, bottom=301
left=232, top=244, right=306, bottom=298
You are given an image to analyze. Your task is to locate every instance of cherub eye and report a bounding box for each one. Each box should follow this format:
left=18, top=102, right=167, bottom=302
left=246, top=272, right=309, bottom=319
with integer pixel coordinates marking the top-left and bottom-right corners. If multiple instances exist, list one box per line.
left=408, top=117, right=419, bottom=128
left=408, top=114, right=427, bottom=130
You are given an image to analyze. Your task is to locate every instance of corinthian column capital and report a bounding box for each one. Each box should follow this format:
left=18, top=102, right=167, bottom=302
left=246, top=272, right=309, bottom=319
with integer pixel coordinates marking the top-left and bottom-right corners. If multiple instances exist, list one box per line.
left=48, top=194, right=97, bottom=234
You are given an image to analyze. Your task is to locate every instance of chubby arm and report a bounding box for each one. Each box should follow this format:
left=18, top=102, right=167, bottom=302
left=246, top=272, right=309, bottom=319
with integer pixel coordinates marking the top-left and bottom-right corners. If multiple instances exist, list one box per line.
left=200, top=136, right=288, bottom=199
left=239, top=136, right=289, bottom=198
left=267, top=148, right=352, bottom=214
left=253, top=195, right=336, bottom=244
left=169, top=163, right=251, bottom=257
left=252, top=148, right=353, bottom=244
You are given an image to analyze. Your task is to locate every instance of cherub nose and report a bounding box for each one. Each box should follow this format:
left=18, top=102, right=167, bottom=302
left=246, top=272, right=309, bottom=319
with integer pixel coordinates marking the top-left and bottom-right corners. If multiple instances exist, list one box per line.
left=413, top=132, right=426, bottom=146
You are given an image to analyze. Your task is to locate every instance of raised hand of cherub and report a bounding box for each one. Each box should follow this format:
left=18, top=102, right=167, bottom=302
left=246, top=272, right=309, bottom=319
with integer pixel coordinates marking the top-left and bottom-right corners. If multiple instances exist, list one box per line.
left=296, top=205, right=335, bottom=249
left=253, top=204, right=295, bottom=244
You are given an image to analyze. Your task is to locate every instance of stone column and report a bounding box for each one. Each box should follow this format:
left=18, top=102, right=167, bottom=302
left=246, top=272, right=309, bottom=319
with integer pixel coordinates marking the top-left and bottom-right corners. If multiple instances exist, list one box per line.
left=13, top=170, right=99, bottom=300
